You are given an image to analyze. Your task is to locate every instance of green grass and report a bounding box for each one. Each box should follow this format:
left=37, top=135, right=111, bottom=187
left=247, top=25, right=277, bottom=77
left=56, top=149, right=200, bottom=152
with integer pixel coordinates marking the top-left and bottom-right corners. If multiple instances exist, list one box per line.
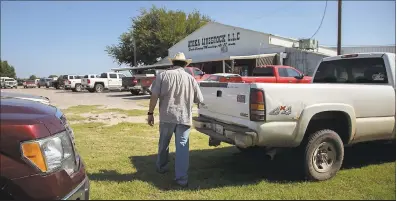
left=62, top=105, right=158, bottom=116
left=71, top=122, right=396, bottom=200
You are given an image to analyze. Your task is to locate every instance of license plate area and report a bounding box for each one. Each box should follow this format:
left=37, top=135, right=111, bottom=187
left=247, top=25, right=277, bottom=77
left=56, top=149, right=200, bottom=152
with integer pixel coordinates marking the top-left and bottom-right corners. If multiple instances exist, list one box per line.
left=237, top=95, right=245, bottom=103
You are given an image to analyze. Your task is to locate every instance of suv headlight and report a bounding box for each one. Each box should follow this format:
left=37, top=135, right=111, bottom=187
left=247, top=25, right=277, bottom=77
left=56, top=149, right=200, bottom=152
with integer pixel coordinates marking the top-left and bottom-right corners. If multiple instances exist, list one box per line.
left=21, top=131, right=77, bottom=175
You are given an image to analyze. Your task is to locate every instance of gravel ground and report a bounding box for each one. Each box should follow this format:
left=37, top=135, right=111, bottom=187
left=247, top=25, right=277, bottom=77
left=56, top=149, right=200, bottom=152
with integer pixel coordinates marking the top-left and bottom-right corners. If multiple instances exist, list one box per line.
left=1, top=87, right=149, bottom=110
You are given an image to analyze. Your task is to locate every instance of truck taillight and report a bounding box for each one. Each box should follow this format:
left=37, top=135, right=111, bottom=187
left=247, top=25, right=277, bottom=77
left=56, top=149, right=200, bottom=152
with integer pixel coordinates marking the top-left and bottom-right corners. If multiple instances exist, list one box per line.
left=250, top=88, right=265, bottom=121
left=87, top=79, right=90, bottom=84
left=132, top=79, right=138, bottom=84
left=68, top=81, right=71, bottom=84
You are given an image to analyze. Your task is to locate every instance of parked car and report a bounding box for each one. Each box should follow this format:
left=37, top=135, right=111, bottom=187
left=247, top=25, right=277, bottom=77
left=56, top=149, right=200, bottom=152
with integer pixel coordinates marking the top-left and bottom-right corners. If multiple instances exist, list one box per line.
left=193, top=52, right=396, bottom=181
left=37, top=78, right=53, bottom=88
left=81, top=72, right=125, bottom=93
left=0, top=93, right=90, bottom=200
left=240, top=65, right=312, bottom=83
left=63, top=75, right=84, bottom=92
left=53, top=75, right=68, bottom=89
left=81, top=74, right=99, bottom=91
left=0, top=77, right=17, bottom=89
left=122, top=67, right=208, bottom=95
left=203, top=73, right=244, bottom=83
left=122, top=69, right=165, bottom=95
left=23, top=80, right=37, bottom=88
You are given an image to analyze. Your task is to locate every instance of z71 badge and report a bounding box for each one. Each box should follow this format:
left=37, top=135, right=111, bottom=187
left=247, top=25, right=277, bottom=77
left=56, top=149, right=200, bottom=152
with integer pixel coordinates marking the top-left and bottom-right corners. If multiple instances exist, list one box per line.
left=269, top=106, right=292, bottom=115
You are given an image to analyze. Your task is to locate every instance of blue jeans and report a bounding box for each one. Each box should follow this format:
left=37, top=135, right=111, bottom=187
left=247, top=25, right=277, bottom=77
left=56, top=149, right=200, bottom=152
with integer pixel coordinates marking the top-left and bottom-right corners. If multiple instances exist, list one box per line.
left=156, top=122, right=191, bottom=184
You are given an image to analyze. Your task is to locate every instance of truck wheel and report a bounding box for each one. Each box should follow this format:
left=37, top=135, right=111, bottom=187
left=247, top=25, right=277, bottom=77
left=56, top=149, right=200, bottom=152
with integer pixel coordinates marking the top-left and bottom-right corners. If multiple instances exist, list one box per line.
left=95, top=84, right=104, bottom=93
left=88, top=88, right=95, bottom=93
left=38, top=85, right=41, bottom=88
left=46, top=85, right=49, bottom=88
left=130, top=89, right=140, bottom=95
left=75, top=84, right=82, bottom=92
left=304, top=129, right=344, bottom=181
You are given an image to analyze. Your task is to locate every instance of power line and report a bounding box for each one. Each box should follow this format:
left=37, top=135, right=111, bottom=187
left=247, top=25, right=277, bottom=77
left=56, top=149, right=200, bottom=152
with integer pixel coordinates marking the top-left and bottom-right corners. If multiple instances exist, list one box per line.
left=310, top=0, right=328, bottom=39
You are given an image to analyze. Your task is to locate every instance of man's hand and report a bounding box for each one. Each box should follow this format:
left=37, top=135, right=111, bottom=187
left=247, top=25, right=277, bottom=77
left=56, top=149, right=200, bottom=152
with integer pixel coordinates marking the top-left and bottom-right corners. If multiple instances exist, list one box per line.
left=147, top=114, right=154, bottom=126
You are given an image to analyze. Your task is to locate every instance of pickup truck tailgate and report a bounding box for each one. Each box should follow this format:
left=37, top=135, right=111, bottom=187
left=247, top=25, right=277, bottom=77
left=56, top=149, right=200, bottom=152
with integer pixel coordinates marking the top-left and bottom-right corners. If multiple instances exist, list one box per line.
left=199, top=82, right=251, bottom=120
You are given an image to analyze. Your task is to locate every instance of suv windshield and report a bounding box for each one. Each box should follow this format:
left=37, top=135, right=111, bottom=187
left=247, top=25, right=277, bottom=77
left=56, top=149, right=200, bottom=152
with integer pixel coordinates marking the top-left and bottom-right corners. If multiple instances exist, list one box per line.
left=313, top=58, right=388, bottom=84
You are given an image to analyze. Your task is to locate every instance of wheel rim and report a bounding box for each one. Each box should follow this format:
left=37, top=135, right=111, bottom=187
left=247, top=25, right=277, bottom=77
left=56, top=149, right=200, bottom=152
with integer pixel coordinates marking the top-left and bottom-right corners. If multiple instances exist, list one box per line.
left=312, top=141, right=336, bottom=173
left=76, top=85, right=81, bottom=91
left=96, top=85, right=103, bottom=92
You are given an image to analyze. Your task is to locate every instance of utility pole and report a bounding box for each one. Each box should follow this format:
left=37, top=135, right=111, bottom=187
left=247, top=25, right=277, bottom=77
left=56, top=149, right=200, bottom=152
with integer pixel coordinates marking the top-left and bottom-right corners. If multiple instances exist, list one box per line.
left=133, top=37, right=137, bottom=67
left=337, top=0, right=342, bottom=55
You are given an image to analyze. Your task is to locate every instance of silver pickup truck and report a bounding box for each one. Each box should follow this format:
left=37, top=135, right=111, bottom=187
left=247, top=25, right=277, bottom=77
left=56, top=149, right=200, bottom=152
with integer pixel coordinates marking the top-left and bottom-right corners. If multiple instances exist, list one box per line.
left=1, top=78, right=17, bottom=89
left=194, top=52, right=396, bottom=181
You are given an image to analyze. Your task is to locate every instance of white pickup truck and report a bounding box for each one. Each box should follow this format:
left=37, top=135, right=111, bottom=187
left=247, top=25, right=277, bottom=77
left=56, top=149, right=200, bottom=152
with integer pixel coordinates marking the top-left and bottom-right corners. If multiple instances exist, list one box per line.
left=81, top=72, right=126, bottom=93
left=193, top=52, right=396, bottom=181
left=63, top=75, right=84, bottom=92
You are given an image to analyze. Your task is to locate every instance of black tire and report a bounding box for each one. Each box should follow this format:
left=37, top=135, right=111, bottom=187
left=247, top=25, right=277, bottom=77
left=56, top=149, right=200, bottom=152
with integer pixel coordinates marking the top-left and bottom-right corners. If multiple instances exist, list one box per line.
left=303, top=129, right=344, bottom=181
left=75, top=84, right=82, bottom=92
left=38, top=85, right=41, bottom=88
left=95, top=83, right=104, bottom=93
left=46, top=85, right=49, bottom=88
left=88, top=88, right=95, bottom=93
left=130, top=89, right=140, bottom=95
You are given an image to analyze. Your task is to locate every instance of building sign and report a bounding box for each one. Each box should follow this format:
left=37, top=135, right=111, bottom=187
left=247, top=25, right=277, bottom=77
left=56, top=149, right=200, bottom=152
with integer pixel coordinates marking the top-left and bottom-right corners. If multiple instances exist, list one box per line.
left=188, top=32, right=241, bottom=52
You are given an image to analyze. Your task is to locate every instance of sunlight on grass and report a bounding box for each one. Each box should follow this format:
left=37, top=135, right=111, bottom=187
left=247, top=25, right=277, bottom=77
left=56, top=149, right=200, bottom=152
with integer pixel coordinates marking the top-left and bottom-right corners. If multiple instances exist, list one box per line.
left=70, top=122, right=396, bottom=200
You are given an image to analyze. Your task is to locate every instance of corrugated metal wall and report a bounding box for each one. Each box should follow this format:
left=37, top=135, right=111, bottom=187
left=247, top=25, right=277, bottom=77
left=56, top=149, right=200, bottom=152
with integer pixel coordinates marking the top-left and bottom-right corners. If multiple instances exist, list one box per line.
left=284, top=48, right=328, bottom=76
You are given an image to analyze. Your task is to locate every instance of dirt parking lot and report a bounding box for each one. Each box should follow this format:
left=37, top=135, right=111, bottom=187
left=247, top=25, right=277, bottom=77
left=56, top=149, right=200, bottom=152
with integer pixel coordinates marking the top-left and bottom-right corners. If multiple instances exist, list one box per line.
left=2, top=87, right=150, bottom=110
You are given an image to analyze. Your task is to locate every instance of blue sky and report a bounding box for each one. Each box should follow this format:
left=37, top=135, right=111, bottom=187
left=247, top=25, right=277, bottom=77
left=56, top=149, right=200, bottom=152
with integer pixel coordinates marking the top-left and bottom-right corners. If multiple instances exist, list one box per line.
left=1, top=1, right=395, bottom=78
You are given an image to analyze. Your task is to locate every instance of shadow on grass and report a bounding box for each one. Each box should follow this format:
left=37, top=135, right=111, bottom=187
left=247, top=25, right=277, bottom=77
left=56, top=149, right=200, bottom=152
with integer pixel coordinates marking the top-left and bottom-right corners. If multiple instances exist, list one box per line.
left=88, top=141, right=395, bottom=190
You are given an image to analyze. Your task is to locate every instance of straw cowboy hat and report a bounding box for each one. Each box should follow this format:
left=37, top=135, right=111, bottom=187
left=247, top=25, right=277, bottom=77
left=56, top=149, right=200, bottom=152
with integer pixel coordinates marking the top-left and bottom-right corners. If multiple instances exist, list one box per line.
left=169, top=52, right=192, bottom=66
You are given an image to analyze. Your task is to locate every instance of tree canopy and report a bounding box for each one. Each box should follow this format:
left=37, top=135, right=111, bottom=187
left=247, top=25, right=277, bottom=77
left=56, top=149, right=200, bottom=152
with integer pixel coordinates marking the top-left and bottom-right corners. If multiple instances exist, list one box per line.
left=106, top=6, right=211, bottom=66
left=0, top=60, right=16, bottom=78
left=29, top=75, right=37, bottom=80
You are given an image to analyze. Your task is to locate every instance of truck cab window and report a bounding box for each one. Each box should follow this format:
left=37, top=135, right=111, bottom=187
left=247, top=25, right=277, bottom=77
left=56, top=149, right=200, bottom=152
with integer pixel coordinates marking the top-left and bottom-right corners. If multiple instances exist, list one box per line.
left=313, top=58, right=388, bottom=84
left=109, top=74, right=117, bottom=78
left=69, top=76, right=74, bottom=79
left=252, top=67, right=274, bottom=76
left=278, top=68, right=289, bottom=77
left=286, top=68, right=301, bottom=77
left=194, top=68, right=203, bottom=76
left=100, top=73, right=108, bottom=78
left=84, top=75, right=89, bottom=78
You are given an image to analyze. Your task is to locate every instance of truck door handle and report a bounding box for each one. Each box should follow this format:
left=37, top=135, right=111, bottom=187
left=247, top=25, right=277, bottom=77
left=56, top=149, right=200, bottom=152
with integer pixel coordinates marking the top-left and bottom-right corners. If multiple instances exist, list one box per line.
left=217, top=90, right=222, bottom=97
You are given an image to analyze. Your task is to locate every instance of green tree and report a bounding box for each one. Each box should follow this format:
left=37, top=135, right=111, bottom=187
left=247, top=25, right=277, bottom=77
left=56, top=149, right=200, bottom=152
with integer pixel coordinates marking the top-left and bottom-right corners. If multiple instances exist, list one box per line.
left=29, top=75, right=37, bottom=80
left=48, top=75, right=58, bottom=78
left=106, top=6, right=211, bottom=66
left=0, top=60, right=16, bottom=78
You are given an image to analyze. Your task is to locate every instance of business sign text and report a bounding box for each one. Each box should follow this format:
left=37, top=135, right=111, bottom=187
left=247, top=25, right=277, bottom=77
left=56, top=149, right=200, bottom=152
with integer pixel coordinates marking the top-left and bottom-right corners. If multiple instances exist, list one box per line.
left=188, top=32, right=241, bottom=52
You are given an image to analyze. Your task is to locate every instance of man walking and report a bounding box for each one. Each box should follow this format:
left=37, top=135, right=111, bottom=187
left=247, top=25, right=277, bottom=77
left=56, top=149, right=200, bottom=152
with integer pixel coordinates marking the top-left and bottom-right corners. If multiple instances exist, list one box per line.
left=147, top=52, right=204, bottom=187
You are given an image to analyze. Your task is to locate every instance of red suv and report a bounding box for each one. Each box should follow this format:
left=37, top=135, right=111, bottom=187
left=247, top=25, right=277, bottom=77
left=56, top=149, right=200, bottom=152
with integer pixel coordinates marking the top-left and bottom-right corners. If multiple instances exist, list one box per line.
left=0, top=93, right=90, bottom=200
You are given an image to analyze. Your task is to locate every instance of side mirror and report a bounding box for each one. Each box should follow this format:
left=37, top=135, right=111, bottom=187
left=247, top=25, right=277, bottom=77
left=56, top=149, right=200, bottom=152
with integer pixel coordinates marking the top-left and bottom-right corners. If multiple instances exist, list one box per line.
left=294, top=73, right=304, bottom=80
